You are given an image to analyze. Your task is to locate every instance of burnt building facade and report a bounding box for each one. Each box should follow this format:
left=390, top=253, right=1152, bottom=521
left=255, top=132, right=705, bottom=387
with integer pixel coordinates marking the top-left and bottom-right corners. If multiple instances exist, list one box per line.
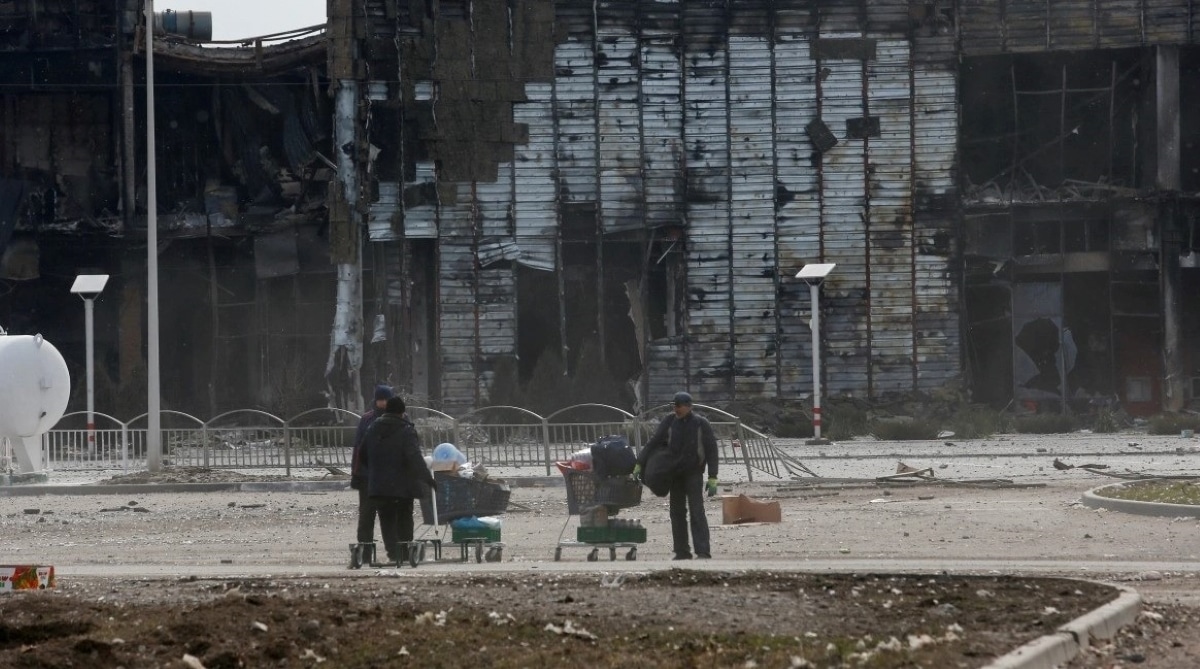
left=1, top=0, right=1196, bottom=418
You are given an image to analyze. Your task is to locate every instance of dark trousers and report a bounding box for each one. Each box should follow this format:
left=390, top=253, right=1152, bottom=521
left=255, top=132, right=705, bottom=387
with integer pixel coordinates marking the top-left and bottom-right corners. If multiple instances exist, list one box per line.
left=375, top=496, right=415, bottom=562
left=356, top=486, right=381, bottom=543
left=668, top=470, right=710, bottom=557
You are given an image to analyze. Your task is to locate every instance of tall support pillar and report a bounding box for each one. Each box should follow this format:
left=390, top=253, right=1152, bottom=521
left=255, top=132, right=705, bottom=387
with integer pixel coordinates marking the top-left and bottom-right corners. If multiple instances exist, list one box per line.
left=1157, top=46, right=1184, bottom=412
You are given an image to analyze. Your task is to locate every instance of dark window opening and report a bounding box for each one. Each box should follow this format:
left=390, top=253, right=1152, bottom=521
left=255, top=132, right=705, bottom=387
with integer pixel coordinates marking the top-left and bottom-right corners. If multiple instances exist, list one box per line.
left=961, top=49, right=1145, bottom=201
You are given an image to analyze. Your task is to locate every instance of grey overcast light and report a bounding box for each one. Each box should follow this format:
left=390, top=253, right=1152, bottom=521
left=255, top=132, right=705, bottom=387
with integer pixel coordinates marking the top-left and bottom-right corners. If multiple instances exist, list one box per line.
left=157, top=0, right=327, bottom=41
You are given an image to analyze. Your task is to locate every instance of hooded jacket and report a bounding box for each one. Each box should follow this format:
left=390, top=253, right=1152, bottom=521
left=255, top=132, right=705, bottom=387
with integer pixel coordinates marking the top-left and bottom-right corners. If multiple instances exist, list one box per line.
left=359, top=412, right=435, bottom=499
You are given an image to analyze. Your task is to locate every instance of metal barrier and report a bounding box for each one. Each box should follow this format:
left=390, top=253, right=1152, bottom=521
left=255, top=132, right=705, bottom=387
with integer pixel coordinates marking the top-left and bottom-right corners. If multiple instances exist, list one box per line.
left=41, top=403, right=788, bottom=480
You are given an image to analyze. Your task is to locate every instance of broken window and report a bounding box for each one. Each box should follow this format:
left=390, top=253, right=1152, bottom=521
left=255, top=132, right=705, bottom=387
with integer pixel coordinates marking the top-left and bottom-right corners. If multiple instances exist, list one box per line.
left=961, top=49, right=1146, bottom=202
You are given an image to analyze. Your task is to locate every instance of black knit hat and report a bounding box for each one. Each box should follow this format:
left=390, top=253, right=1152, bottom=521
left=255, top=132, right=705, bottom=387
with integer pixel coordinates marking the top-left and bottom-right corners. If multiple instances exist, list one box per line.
left=673, top=391, right=693, bottom=406
left=374, top=385, right=395, bottom=401
left=385, top=396, right=406, bottom=415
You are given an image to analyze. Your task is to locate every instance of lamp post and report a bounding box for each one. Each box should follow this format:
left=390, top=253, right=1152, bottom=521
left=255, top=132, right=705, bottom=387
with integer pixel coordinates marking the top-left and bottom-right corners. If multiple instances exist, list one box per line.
left=796, top=263, right=836, bottom=443
left=144, top=3, right=211, bottom=471
left=70, top=274, right=110, bottom=456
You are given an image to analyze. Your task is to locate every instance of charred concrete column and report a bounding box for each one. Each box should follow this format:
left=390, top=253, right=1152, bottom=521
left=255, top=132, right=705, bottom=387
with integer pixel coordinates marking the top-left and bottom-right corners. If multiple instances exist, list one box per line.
left=1157, top=45, right=1184, bottom=411
left=325, top=0, right=365, bottom=412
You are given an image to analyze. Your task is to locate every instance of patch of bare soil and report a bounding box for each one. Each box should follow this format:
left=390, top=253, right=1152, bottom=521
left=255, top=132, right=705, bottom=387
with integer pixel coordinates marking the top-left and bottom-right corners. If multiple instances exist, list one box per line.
left=0, top=571, right=1117, bottom=668
left=96, top=467, right=293, bottom=485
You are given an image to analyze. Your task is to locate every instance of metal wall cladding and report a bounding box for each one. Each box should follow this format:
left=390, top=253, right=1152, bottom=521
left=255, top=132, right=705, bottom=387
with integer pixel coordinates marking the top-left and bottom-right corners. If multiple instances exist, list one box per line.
left=403, top=0, right=962, bottom=407
left=403, top=162, right=438, bottom=239
left=513, top=84, right=558, bottom=271
left=959, top=0, right=1200, bottom=55
left=554, top=40, right=598, bottom=203
left=368, top=181, right=402, bottom=241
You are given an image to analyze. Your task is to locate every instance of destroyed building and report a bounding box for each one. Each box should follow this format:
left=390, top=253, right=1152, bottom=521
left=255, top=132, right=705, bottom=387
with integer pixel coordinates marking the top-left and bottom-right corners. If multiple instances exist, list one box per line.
left=0, top=0, right=1196, bottom=418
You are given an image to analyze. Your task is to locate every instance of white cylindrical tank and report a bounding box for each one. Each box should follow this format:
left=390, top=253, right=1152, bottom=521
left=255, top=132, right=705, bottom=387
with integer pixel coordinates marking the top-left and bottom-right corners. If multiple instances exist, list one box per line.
left=0, top=333, right=71, bottom=473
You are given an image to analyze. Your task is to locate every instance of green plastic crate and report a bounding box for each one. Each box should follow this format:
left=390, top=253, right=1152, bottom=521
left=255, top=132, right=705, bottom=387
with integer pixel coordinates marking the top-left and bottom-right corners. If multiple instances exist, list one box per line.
left=576, top=526, right=646, bottom=544
left=452, top=527, right=501, bottom=543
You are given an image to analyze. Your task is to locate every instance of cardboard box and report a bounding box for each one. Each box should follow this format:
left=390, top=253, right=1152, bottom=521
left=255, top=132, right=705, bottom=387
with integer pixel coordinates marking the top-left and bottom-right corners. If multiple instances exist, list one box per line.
left=431, top=460, right=460, bottom=473
left=0, top=565, right=55, bottom=592
left=721, top=494, right=782, bottom=525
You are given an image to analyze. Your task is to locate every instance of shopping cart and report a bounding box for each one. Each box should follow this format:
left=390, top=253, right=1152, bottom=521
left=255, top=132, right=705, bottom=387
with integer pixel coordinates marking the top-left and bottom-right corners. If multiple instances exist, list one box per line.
left=416, top=472, right=512, bottom=563
left=554, top=463, right=644, bottom=561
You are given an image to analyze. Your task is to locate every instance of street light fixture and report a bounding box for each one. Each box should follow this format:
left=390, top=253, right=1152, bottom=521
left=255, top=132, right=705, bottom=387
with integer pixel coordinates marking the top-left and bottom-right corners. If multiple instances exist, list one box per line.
left=70, top=274, right=109, bottom=457
left=796, top=263, right=836, bottom=444
left=144, top=3, right=211, bottom=472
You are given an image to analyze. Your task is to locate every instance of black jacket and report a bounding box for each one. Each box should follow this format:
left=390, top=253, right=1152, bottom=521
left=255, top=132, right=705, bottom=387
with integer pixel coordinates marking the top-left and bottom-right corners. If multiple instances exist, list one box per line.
left=349, top=408, right=382, bottom=490
left=360, top=413, right=435, bottom=499
left=636, top=411, right=719, bottom=479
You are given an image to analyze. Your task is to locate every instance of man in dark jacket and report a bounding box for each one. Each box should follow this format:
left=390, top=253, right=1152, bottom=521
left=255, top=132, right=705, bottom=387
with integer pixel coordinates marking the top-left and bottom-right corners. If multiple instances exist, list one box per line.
left=351, top=385, right=393, bottom=548
left=634, top=391, right=719, bottom=560
left=359, top=396, right=436, bottom=564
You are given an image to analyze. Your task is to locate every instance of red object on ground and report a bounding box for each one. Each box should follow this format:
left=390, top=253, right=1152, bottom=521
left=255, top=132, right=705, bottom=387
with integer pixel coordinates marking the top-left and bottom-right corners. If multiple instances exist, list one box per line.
left=0, top=565, right=55, bottom=591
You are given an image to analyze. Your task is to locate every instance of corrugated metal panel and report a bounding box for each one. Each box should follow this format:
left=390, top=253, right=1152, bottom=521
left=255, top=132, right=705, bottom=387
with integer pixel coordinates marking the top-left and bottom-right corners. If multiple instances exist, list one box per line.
left=1004, top=0, right=1050, bottom=53
left=867, top=39, right=916, bottom=394
left=774, top=31, right=820, bottom=399
left=729, top=31, right=778, bottom=399
left=1145, top=0, right=1190, bottom=43
left=816, top=42, right=870, bottom=397
left=554, top=39, right=598, bottom=203
left=912, top=59, right=960, bottom=392
left=512, top=84, right=557, bottom=270
left=647, top=337, right=688, bottom=405
left=1049, top=0, right=1098, bottom=51
left=1098, top=0, right=1144, bottom=48
left=957, top=0, right=1006, bottom=55
left=682, top=1, right=733, bottom=401
left=865, top=0, right=910, bottom=36
left=596, top=24, right=644, bottom=233
left=641, top=16, right=684, bottom=228
left=438, top=242, right=478, bottom=412
left=368, top=181, right=402, bottom=241
left=402, top=161, right=438, bottom=239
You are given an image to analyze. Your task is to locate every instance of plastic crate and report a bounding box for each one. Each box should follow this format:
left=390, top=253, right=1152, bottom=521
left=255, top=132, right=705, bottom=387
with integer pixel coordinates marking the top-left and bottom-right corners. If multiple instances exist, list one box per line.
left=577, top=526, right=647, bottom=544
left=420, top=473, right=511, bottom=525
left=452, top=527, right=501, bottom=543
left=563, top=470, right=642, bottom=515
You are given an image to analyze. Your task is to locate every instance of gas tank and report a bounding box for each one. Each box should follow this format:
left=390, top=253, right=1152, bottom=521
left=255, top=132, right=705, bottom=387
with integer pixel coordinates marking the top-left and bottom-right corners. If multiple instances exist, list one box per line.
left=0, top=333, right=71, bottom=438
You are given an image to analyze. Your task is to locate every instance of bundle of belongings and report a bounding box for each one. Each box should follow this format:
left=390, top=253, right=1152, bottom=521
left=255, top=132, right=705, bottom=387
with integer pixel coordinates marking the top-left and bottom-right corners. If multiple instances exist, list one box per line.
left=427, top=442, right=489, bottom=481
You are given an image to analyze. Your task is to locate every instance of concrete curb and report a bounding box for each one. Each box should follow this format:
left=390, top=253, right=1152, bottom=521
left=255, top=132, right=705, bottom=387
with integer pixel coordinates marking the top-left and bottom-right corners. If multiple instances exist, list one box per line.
left=983, top=585, right=1142, bottom=669
left=1081, top=482, right=1200, bottom=518
left=0, top=476, right=566, bottom=497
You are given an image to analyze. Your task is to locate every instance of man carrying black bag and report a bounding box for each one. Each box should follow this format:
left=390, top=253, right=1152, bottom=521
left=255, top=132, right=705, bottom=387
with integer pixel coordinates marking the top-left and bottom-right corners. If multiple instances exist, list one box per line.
left=633, top=392, right=719, bottom=560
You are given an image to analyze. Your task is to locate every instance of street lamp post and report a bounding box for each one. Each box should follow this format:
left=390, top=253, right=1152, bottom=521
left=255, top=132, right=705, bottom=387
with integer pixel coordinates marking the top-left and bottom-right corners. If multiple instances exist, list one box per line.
left=796, top=263, right=836, bottom=443
left=70, top=274, right=110, bottom=456
left=143, top=3, right=211, bottom=472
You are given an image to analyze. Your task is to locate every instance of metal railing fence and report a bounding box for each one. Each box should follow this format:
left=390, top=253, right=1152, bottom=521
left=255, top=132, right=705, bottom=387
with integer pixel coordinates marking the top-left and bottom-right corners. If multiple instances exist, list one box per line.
left=41, top=403, right=784, bottom=480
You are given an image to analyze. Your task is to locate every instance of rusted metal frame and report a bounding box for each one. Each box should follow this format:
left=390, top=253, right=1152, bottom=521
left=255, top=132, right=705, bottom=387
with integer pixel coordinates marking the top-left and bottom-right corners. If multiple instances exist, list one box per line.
left=723, top=0, right=736, bottom=401
left=859, top=0, right=873, bottom=398
left=590, top=1, right=604, bottom=371
left=909, top=22, right=919, bottom=392
left=769, top=0, right=784, bottom=398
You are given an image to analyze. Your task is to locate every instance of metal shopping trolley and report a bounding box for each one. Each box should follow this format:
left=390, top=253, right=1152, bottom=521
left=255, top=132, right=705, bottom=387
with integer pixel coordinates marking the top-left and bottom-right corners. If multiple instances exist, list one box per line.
left=554, top=463, right=645, bottom=562
left=417, top=471, right=512, bottom=563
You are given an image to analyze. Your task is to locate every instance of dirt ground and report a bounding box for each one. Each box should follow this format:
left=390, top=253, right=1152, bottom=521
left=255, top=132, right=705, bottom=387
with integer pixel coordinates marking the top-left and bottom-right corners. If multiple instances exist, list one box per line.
left=0, top=571, right=1117, bottom=669
left=3, top=468, right=1200, bottom=667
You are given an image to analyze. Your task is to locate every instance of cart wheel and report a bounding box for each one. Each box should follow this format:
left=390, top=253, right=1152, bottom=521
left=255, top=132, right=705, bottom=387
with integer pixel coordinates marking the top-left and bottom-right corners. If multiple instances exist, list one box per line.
left=609, top=547, right=617, bottom=561
left=626, top=547, right=637, bottom=561
left=554, top=547, right=562, bottom=562
left=485, top=546, right=502, bottom=563
left=587, top=549, right=599, bottom=562
left=408, top=544, right=422, bottom=568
